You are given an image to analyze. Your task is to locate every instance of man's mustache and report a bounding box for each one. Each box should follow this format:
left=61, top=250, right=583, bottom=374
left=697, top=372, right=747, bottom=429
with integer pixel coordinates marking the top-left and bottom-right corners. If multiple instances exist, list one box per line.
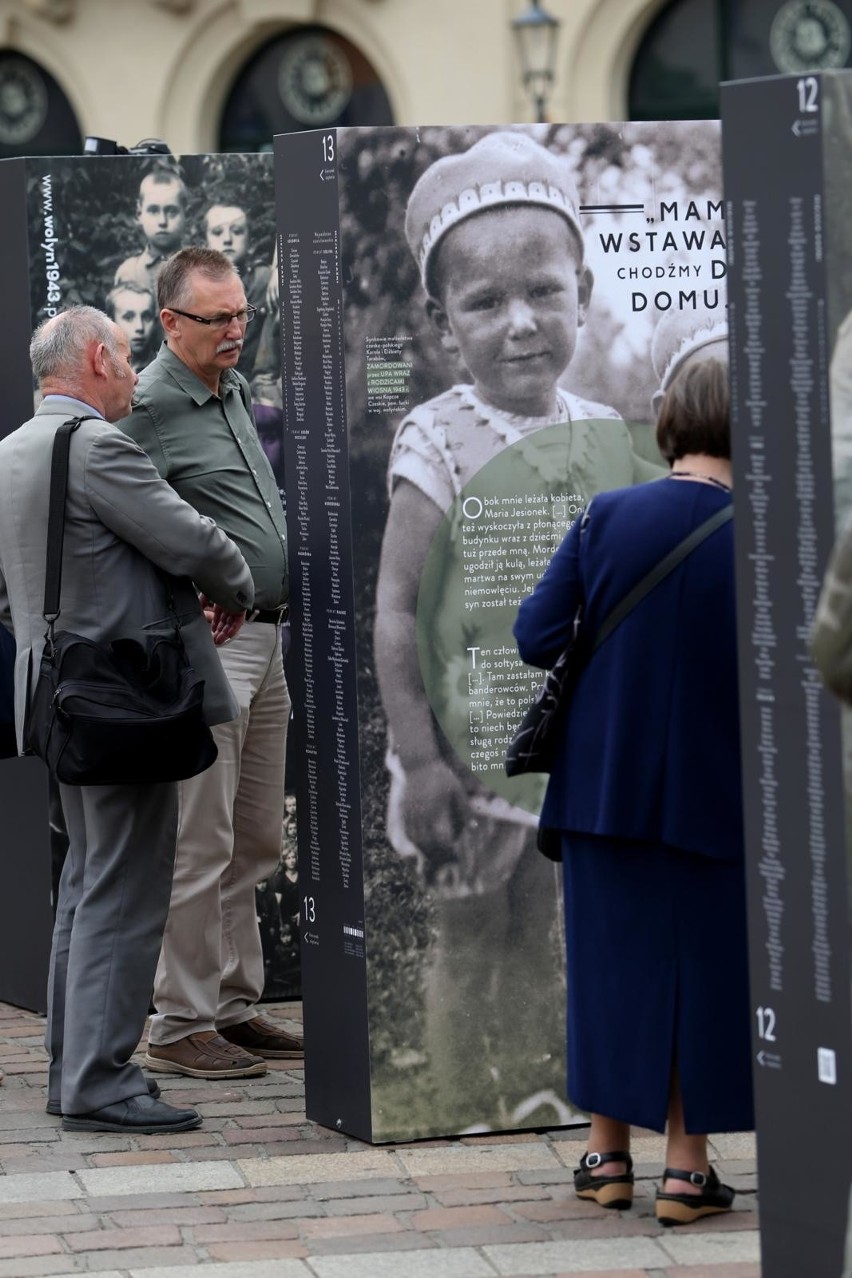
left=216, top=338, right=244, bottom=354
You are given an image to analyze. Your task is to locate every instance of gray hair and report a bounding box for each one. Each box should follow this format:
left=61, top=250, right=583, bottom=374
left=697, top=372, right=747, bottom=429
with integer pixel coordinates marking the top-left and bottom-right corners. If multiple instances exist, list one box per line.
left=157, top=247, right=238, bottom=312
left=30, top=306, right=120, bottom=384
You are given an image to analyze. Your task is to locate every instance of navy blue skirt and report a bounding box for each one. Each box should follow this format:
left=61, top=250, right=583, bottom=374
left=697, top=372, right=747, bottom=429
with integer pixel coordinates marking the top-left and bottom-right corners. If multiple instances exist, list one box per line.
left=562, top=833, right=754, bottom=1134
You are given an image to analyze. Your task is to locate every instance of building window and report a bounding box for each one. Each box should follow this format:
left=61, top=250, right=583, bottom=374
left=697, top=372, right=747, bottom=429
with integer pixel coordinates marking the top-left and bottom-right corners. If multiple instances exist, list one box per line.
left=219, top=26, right=394, bottom=152
left=0, top=52, right=81, bottom=157
left=630, top=0, right=852, bottom=120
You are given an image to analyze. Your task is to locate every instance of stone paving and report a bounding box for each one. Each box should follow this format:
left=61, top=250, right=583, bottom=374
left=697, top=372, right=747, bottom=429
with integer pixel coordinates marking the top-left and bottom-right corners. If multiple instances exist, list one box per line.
left=0, top=999, right=760, bottom=1277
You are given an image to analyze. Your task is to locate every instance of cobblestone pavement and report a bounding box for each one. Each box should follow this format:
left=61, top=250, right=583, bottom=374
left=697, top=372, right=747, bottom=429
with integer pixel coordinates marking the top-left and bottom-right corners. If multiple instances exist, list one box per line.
left=0, top=999, right=759, bottom=1277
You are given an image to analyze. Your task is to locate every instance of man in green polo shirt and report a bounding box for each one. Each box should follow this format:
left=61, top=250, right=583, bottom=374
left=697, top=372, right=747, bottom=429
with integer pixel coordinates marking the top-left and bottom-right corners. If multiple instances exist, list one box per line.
left=119, top=247, right=302, bottom=1079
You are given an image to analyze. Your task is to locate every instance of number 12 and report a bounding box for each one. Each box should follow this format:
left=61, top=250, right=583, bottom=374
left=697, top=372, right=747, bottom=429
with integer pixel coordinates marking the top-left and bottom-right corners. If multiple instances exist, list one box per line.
left=756, top=1005, right=776, bottom=1042
left=797, top=77, right=818, bottom=113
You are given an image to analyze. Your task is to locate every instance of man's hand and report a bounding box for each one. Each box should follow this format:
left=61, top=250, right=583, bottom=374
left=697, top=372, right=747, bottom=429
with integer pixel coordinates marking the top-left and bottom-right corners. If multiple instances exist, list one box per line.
left=402, top=758, right=468, bottom=877
left=200, top=594, right=246, bottom=646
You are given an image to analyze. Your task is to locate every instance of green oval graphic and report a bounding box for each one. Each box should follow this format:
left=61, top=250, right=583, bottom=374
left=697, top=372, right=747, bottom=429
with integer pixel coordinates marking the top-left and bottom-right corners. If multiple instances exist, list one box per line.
left=415, top=420, right=590, bottom=815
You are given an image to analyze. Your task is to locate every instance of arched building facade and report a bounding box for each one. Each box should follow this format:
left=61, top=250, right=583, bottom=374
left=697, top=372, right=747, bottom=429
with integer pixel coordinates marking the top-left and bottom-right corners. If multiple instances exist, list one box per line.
left=1, top=0, right=851, bottom=156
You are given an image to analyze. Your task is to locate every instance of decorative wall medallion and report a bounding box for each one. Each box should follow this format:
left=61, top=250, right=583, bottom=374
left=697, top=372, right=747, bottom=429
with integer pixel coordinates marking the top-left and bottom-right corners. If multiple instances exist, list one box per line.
left=278, top=36, right=353, bottom=125
left=0, top=58, right=48, bottom=144
left=770, top=0, right=852, bottom=72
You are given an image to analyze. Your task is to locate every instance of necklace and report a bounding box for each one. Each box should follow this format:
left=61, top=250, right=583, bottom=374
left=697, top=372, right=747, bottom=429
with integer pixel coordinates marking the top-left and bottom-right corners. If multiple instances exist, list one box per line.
left=669, top=469, right=732, bottom=493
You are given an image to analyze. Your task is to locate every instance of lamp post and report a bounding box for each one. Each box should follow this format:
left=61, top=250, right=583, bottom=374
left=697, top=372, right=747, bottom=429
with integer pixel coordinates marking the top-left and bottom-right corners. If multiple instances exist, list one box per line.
left=511, top=0, right=561, bottom=124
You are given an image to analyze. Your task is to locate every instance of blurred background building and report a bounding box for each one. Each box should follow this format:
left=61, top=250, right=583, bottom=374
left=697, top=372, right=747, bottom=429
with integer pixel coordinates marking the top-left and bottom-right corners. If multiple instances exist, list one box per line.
left=1, top=0, right=852, bottom=157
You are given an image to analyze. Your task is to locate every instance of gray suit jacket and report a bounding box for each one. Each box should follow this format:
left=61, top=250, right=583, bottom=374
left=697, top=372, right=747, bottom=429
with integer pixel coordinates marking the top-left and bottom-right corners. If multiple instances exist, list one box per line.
left=0, top=397, right=255, bottom=749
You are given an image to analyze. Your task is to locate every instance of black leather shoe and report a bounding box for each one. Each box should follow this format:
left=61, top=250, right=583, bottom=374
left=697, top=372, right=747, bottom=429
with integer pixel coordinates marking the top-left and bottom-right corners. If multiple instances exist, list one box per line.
left=574, top=1150, right=634, bottom=1209
left=47, top=1076, right=161, bottom=1117
left=655, top=1165, right=735, bottom=1226
left=62, top=1093, right=201, bottom=1133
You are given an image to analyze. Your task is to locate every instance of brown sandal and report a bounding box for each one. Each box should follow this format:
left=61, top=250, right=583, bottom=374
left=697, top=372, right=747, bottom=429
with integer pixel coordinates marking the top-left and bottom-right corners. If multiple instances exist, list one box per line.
left=574, top=1150, right=634, bottom=1209
left=655, top=1165, right=735, bottom=1226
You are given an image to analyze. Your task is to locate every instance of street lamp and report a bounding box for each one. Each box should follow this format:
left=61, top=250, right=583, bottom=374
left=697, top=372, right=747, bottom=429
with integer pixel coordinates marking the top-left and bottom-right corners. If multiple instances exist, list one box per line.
left=511, top=0, right=561, bottom=124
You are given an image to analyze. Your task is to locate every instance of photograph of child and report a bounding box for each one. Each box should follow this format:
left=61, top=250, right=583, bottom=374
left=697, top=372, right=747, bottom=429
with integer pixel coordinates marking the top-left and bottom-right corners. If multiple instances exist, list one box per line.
left=332, top=122, right=723, bottom=1137
left=816, top=71, right=852, bottom=919
left=26, top=153, right=277, bottom=384
left=377, top=132, right=665, bottom=884
left=114, top=168, right=188, bottom=296
left=106, top=281, right=159, bottom=373
left=202, top=199, right=278, bottom=380
left=22, top=149, right=295, bottom=999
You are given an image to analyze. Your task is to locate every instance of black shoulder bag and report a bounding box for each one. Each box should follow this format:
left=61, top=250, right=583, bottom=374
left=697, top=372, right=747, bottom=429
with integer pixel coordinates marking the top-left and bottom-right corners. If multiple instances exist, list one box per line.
left=25, top=418, right=218, bottom=786
left=505, top=503, right=734, bottom=782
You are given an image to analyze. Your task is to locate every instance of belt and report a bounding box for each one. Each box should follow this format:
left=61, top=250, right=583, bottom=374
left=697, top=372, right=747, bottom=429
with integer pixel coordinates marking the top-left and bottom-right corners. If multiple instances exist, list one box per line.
left=247, top=605, right=289, bottom=624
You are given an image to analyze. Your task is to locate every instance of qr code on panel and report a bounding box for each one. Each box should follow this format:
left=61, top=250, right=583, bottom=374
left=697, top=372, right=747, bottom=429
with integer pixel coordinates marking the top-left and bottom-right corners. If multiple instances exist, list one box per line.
left=817, top=1047, right=837, bottom=1085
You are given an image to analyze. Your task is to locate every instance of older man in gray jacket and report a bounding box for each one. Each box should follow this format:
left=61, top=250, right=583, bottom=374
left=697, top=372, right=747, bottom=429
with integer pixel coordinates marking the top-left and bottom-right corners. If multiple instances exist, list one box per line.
left=0, top=307, right=253, bottom=1134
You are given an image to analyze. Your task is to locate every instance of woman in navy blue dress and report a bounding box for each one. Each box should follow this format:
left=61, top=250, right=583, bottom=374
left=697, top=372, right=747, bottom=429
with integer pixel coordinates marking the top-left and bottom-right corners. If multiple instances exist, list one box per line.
left=514, top=357, right=753, bottom=1226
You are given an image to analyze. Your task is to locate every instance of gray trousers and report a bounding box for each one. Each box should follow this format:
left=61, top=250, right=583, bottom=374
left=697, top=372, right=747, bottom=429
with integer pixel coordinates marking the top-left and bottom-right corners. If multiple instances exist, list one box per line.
left=47, top=780, right=178, bottom=1115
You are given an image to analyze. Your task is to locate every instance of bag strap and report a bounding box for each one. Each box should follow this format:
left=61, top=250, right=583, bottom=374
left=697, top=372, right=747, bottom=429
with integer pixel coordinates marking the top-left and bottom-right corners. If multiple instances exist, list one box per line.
left=590, top=503, right=733, bottom=655
left=43, top=415, right=190, bottom=658
left=42, top=417, right=89, bottom=631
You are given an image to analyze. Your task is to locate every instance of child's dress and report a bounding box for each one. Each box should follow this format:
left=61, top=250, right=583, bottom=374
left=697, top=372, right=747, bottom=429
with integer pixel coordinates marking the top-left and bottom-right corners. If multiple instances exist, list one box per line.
left=385, top=383, right=661, bottom=895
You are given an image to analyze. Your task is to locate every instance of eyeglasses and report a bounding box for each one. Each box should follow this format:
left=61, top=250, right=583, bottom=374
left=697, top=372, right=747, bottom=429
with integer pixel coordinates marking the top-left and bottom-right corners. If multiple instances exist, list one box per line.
left=167, top=303, right=256, bottom=329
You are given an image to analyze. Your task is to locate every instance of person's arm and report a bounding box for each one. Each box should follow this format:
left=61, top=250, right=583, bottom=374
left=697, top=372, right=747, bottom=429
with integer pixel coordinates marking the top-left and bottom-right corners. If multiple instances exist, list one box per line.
left=84, top=427, right=254, bottom=614
left=117, top=402, right=247, bottom=639
left=811, top=524, right=852, bottom=701
left=375, top=479, right=468, bottom=869
left=514, top=513, right=586, bottom=670
left=199, top=594, right=246, bottom=645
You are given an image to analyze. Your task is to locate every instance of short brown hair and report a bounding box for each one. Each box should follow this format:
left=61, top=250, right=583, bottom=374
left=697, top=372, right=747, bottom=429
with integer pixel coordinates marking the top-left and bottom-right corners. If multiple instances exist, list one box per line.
left=157, top=247, right=237, bottom=312
left=105, top=281, right=155, bottom=318
left=655, top=357, right=730, bottom=465
left=137, top=168, right=187, bottom=210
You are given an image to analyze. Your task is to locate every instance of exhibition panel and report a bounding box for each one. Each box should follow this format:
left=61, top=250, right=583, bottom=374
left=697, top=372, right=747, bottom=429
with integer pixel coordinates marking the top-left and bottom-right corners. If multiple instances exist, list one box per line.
left=274, top=120, right=726, bottom=1141
left=723, top=69, right=852, bottom=1278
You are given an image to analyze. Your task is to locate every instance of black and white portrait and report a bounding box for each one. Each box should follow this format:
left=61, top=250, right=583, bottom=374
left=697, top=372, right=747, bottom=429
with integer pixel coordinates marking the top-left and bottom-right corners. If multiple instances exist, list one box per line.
left=323, top=121, right=725, bottom=1139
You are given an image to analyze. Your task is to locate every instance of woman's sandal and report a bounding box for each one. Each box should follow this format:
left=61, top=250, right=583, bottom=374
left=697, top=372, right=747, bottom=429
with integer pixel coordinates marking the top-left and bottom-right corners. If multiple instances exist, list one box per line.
left=655, top=1165, right=735, bottom=1226
left=573, top=1150, right=634, bottom=1209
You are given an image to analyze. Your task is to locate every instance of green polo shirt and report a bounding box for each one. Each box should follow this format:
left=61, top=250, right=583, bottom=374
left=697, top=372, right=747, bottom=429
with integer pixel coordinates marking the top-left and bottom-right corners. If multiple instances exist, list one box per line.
left=120, top=344, right=288, bottom=609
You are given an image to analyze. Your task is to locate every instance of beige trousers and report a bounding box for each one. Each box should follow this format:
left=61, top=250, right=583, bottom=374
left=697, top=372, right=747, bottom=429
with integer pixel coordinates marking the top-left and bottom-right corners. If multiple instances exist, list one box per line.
left=149, top=622, right=290, bottom=1045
